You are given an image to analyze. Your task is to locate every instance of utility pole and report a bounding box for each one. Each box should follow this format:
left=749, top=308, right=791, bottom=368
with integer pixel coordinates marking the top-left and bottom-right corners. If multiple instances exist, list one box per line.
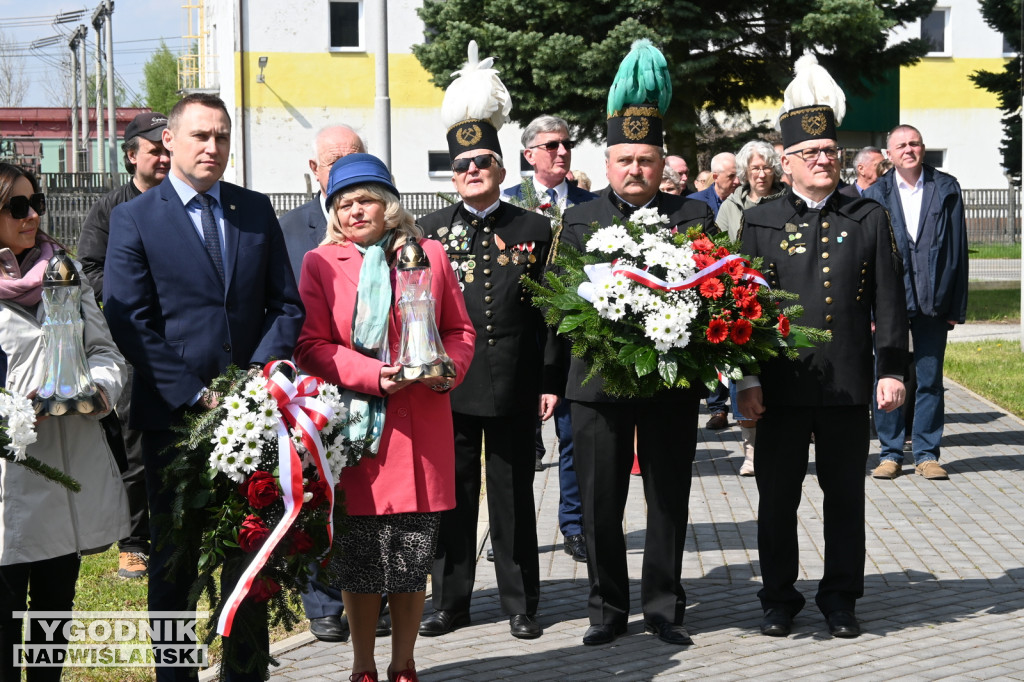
left=374, top=1, right=391, bottom=169
left=92, top=5, right=105, bottom=177
left=74, top=25, right=90, bottom=173
left=105, top=1, right=116, bottom=184
left=69, top=28, right=84, bottom=173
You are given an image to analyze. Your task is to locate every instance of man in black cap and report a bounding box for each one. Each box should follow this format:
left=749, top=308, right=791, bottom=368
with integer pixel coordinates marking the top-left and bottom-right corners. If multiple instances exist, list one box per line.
left=417, top=42, right=560, bottom=641
left=77, top=110, right=170, bottom=580
left=556, top=40, right=715, bottom=647
left=736, top=56, right=908, bottom=639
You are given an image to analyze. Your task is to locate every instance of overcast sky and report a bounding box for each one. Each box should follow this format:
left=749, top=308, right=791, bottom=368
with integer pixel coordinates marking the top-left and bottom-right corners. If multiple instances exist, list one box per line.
left=0, top=1, right=185, bottom=107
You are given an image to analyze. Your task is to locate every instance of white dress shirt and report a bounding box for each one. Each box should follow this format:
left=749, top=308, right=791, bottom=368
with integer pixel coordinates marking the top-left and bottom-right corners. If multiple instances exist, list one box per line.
left=896, top=172, right=925, bottom=243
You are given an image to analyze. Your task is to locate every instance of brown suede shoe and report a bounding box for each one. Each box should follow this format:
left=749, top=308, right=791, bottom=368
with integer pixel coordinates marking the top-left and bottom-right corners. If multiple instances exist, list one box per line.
left=871, top=460, right=901, bottom=480
left=916, top=461, right=949, bottom=480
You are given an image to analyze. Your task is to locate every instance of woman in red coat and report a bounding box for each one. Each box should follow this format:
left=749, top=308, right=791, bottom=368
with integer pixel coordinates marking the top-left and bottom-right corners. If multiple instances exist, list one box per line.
left=295, top=154, right=475, bottom=682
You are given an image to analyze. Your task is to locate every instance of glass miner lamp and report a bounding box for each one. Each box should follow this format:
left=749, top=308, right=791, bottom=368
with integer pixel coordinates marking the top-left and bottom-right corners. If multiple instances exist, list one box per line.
left=34, top=248, right=98, bottom=416
left=395, top=240, right=457, bottom=381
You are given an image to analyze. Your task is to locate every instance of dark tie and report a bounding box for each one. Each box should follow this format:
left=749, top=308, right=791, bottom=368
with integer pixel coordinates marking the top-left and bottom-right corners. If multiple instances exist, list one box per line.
left=546, top=188, right=557, bottom=205
left=196, top=193, right=224, bottom=282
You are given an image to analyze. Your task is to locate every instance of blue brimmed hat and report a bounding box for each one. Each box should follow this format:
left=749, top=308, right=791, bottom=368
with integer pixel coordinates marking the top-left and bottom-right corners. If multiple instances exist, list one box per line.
left=325, top=153, right=400, bottom=203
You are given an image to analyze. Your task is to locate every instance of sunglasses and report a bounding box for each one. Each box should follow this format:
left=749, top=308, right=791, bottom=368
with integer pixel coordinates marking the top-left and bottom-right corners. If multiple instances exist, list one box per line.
left=529, top=139, right=575, bottom=152
left=2, top=193, right=46, bottom=219
left=452, top=154, right=497, bottom=174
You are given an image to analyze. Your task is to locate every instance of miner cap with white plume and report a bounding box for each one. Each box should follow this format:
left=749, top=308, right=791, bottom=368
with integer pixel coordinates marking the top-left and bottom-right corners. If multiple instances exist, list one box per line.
left=442, top=40, right=512, bottom=160
left=606, top=39, right=672, bottom=147
left=777, top=54, right=847, bottom=149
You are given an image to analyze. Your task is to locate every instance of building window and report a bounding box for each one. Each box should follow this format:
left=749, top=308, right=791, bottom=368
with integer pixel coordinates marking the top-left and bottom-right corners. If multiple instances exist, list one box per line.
left=519, top=151, right=534, bottom=176
left=329, top=1, right=362, bottom=50
left=1003, top=33, right=1015, bottom=56
left=924, top=149, right=945, bottom=168
left=921, top=8, right=950, bottom=56
left=428, top=151, right=453, bottom=177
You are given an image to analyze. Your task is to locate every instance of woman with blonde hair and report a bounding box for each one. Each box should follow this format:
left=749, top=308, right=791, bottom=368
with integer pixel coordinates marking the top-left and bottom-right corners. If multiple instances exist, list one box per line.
left=295, top=154, right=475, bottom=682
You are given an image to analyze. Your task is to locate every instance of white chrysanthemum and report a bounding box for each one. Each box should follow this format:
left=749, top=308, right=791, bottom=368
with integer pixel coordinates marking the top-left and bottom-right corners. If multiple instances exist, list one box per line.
left=587, top=225, right=637, bottom=255
left=0, top=390, right=38, bottom=462
left=644, top=303, right=697, bottom=352
left=222, top=394, right=249, bottom=418
left=631, top=207, right=670, bottom=228
left=242, top=377, right=269, bottom=402
left=238, top=452, right=258, bottom=474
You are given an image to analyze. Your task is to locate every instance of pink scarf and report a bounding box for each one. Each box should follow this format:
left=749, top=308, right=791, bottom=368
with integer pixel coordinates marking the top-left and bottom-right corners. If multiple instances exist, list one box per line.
left=0, top=240, right=56, bottom=305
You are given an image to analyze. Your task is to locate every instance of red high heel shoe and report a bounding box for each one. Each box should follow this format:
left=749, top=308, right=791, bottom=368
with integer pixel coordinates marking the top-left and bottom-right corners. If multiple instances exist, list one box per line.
left=387, top=659, right=419, bottom=682
left=350, top=672, right=379, bottom=682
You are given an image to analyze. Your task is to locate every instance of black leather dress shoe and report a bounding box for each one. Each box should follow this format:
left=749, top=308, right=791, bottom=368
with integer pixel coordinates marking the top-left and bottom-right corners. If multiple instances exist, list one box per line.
left=644, top=621, right=693, bottom=645
left=826, top=610, right=861, bottom=638
left=510, top=614, right=542, bottom=639
left=418, top=609, right=470, bottom=637
left=486, top=548, right=494, bottom=562
left=535, top=455, right=545, bottom=472
left=375, top=612, right=391, bottom=637
left=760, top=608, right=793, bottom=637
left=582, top=622, right=626, bottom=646
left=563, top=534, right=587, bottom=562
left=309, top=615, right=349, bottom=642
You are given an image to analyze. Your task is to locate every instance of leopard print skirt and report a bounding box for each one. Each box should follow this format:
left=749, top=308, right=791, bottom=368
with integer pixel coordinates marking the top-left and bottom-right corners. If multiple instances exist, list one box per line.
left=331, top=512, right=441, bottom=594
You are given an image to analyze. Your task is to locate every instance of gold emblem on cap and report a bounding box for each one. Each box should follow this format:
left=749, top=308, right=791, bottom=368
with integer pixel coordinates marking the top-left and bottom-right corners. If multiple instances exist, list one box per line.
left=801, top=111, right=828, bottom=136
left=622, top=116, right=650, bottom=141
left=455, top=124, right=483, bottom=147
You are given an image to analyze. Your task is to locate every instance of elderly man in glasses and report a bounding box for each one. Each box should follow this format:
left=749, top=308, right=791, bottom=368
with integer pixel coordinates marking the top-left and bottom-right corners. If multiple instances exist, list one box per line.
left=417, top=80, right=561, bottom=641
left=736, top=59, right=908, bottom=640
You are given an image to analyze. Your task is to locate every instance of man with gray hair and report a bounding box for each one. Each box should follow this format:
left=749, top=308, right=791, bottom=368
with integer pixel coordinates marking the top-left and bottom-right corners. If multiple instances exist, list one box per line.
left=503, top=114, right=597, bottom=208
left=280, top=124, right=365, bottom=281
left=665, top=155, right=690, bottom=193
left=278, top=124, right=365, bottom=644
left=840, top=146, right=884, bottom=197
left=690, top=151, right=740, bottom=217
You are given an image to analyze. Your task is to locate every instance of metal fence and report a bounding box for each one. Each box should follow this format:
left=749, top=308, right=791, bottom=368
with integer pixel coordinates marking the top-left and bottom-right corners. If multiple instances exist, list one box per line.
left=40, top=185, right=1020, bottom=251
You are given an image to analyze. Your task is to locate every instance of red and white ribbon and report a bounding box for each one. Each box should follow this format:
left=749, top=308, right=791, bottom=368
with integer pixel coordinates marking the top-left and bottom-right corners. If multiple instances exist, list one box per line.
left=611, top=254, right=768, bottom=291
left=217, top=361, right=335, bottom=636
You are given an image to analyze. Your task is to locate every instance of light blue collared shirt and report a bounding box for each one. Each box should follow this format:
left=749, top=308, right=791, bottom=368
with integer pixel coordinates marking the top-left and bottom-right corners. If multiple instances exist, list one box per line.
left=167, top=172, right=227, bottom=258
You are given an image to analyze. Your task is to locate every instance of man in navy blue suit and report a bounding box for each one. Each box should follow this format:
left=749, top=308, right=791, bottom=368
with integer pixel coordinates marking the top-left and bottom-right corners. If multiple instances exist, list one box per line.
left=502, top=114, right=596, bottom=564
left=103, top=93, right=304, bottom=681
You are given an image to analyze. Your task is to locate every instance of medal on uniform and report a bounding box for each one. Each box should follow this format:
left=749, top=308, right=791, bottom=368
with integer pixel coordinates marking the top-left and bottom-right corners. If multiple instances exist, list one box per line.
left=498, top=253, right=510, bottom=266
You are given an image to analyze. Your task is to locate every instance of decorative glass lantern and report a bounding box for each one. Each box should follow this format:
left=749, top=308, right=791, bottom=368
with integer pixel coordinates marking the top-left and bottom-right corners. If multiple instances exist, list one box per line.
left=395, top=241, right=456, bottom=381
left=34, top=248, right=97, bottom=416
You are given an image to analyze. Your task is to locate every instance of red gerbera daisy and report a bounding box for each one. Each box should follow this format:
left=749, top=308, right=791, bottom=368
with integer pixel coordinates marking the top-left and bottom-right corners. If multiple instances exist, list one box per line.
left=693, top=253, right=716, bottom=270
left=725, top=259, right=746, bottom=283
left=740, top=299, right=763, bottom=320
left=714, top=246, right=731, bottom=259
left=706, top=318, right=730, bottom=343
left=731, top=318, right=753, bottom=344
left=691, top=237, right=714, bottom=253
left=731, top=285, right=754, bottom=305
left=777, top=314, right=790, bottom=337
left=699, top=278, right=726, bottom=299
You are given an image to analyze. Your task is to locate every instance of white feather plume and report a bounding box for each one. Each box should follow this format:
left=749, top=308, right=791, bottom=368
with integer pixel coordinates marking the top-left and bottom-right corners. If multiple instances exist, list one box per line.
left=776, top=54, right=846, bottom=127
left=441, top=40, right=513, bottom=131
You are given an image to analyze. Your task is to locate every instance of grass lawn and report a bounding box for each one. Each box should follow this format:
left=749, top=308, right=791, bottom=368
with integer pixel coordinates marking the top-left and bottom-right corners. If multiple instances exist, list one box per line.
left=946, top=340, right=1024, bottom=420
left=56, top=546, right=309, bottom=681
left=970, top=243, right=1021, bottom=259
left=966, top=286, right=1020, bottom=322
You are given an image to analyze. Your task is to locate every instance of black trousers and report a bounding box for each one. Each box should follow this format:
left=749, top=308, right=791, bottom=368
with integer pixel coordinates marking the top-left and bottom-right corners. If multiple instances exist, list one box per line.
left=143, top=429, right=267, bottom=682
left=0, top=553, right=80, bottom=682
left=102, top=407, right=150, bottom=554
left=571, top=394, right=699, bottom=627
left=431, top=409, right=540, bottom=616
left=755, top=405, right=869, bottom=616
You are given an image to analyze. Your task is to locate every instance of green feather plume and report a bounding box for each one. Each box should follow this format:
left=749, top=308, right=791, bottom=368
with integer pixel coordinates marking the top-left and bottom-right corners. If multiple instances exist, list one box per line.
left=607, top=39, right=672, bottom=116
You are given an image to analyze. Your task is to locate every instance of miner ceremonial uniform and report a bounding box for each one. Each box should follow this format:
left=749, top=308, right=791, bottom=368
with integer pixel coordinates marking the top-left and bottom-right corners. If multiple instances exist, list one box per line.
left=418, top=200, right=559, bottom=623
left=558, top=187, right=715, bottom=632
left=739, top=188, right=908, bottom=617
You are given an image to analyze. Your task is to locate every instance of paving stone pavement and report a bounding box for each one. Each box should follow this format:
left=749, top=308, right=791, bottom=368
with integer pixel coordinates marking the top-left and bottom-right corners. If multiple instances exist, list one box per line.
left=262, top=375, right=1024, bottom=681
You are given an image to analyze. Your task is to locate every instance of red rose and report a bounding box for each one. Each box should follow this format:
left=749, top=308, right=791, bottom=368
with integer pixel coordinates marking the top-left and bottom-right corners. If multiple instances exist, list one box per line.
left=247, top=575, right=281, bottom=603
left=740, top=299, right=763, bottom=320
left=242, top=471, right=279, bottom=509
left=698, top=278, right=725, bottom=299
left=692, top=253, right=716, bottom=270
left=306, top=479, right=329, bottom=508
left=238, top=515, right=271, bottom=553
left=287, top=530, right=314, bottom=555
left=777, top=314, right=791, bottom=338
left=706, top=318, right=730, bottom=344
left=691, top=237, right=714, bottom=253
left=731, top=318, right=753, bottom=344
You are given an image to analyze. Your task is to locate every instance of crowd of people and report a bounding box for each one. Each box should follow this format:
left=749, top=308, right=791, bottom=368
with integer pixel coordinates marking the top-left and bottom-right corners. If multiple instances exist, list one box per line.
left=0, top=42, right=968, bottom=682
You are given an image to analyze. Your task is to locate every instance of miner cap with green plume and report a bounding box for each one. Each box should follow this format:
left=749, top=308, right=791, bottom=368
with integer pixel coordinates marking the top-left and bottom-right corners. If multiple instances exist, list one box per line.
left=442, top=40, right=512, bottom=160
left=606, top=39, right=672, bottom=147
